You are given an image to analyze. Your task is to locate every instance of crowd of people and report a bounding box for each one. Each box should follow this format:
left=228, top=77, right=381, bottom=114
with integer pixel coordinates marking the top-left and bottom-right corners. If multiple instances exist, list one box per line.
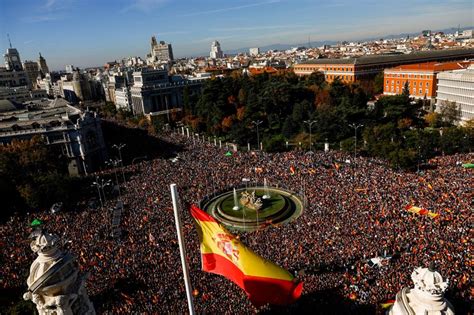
left=1, top=130, right=472, bottom=314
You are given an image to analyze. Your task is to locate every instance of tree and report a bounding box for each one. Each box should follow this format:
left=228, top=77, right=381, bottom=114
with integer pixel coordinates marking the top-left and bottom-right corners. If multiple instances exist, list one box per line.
left=373, top=72, right=384, bottom=94
left=439, top=100, right=461, bottom=126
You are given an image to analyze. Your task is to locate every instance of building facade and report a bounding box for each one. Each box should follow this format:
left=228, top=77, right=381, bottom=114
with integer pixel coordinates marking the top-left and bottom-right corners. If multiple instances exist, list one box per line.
left=249, top=47, right=260, bottom=56
left=210, top=40, right=224, bottom=59
left=0, top=98, right=107, bottom=175
left=293, top=48, right=474, bottom=84
left=0, top=86, right=47, bottom=102
left=4, top=47, right=23, bottom=71
left=436, top=65, right=474, bottom=123
left=383, top=61, right=471, bottom=100
left=37, top=53, right=49, bottom=75
left=148, top=36, right=174, bottom=64
left=1, top=47, right=29, bottom=87
left=130, top=68, right=203, bottom=116
left=22, top=60, right=40, bottom=89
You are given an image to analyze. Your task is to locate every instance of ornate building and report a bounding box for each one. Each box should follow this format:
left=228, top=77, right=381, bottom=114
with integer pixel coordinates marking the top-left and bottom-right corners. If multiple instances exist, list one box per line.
left=389, top=264, right=454, bottom=315
left=23, top=229, right=95, bottom=314
left=38, top=53, right=50, bottom=76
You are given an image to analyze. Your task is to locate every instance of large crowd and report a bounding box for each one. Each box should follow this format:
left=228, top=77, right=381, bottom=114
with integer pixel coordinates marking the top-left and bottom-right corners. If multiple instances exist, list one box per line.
left=1, top=130, right=472, bottom=314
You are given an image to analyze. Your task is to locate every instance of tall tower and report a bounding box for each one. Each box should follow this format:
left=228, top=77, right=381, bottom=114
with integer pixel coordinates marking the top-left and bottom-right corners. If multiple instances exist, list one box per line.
left=23, top=229, right=95, bottom=314
left=210, top=40, right=223, bottom=59
left=38, top=53, right=50, bottom=75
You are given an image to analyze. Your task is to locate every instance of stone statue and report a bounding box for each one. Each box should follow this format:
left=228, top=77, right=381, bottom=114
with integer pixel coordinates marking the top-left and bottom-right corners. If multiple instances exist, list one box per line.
left=240, top=190, right=263, bottom=210
left=23, top=229, right=95, bottom=315
left=389, top=263, right=454, bottom=315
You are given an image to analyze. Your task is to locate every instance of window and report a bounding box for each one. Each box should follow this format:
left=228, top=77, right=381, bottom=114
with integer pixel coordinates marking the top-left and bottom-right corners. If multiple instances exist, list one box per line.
left=386, top=80, right=389, bottom=84
left=419, top=89, right=422, bottom=94
left=397, top=81, right=400, bottom=85
left=414, top=82, right=417, bottom=86
left=426, top=82, right=429, bottom=87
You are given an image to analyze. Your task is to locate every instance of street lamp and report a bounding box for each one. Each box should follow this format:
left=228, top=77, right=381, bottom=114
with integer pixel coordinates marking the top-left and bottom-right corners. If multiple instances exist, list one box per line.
left=252, top=120, right=263, bottom=150
left=303, top=120, right=317, bottom=152
left=92, top=176, right=112, bottom=208
left=349, top=123, right=363, bottom=181
left=112, top=143, right=126, bottom=184
left=106, top=159, right=122, bottom=199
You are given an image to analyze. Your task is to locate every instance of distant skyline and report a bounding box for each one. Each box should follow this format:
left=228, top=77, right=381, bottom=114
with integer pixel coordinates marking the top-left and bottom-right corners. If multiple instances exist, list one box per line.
left=0, top=0, right=472, bottom=70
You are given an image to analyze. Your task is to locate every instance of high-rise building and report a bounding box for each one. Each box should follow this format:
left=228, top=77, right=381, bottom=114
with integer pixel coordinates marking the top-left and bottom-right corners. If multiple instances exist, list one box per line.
left=210, top=40, right=224, bottom=59
left=65, top=64, right=75, bottom=73
left=148, top=36, right=174, bottom=64
left=22, top=60, right=40, bottom=89
left=249, top=48, right=260, bottom=56
left=1, top=46, right=28, bottom=87
left=4, top=47, right=23, bottom=71
left=37, top=53, right=49, bottom=75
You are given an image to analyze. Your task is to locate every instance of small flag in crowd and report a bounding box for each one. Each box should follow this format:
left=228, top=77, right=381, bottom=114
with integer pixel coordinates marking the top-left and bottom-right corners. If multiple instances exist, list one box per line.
left=405, top=205, right=439, bottom=219
left=31, top=219, right=43, bottom=227
left=290, top=166, right=296, bottom=175
left=225, top=151, right=233, bottom=156
left=190, top=205, right=303, bottom=307
left=334, top=163, right=340, bottom=171
left=380, top=299, right=395, bottom=309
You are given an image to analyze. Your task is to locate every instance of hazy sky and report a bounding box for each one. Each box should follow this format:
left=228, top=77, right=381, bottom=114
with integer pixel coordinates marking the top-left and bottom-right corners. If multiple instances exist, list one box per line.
left=0, top=0, right=472, bottom=70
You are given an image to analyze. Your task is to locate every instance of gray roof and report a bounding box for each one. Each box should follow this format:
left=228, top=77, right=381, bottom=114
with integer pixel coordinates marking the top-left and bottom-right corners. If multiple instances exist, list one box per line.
left=0, top=100, right=22, bottom=113
left=300, top=48, right=474, bottom=66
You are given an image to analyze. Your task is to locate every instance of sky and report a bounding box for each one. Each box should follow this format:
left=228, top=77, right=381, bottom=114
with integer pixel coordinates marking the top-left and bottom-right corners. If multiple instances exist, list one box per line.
left=0, top=0, right=472, bottom=70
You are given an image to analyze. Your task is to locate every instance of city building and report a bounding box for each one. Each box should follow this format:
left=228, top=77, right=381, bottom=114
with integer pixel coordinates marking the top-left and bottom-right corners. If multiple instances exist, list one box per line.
left=147, top=36, right=174, bottom=64
left=0, top=67, right=29, bottom=87
left=4, top=47, right=23, bottom=71
left=114, top=87, right=132, bottom=111
left=130, top=68, right=203, bottom=116
left=37, top=53, right=49, bottom=75
left=383, top=61, right=471, bottom=100
left=0, top=98, right=107, bottom=175
left=210, top=40, right=224, bottom=59
left=22, top=60, right=40, bottom=89
left=0, top=86, right=47, bottom=102
left=293, top=48, right=474, bottom=83
left=249, top=48, right=260, bottom=56
left=1, top=46, right=29, bottom=87
left=436, top=64, right=474, bottom=123
left=65, top=64, right=75, bottom=73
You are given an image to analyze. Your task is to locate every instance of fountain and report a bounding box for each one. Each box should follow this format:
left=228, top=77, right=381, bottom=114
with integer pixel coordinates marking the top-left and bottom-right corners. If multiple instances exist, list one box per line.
left=262, top=178, right=270, bottom=199
left=232, top=188, right=240, bottom=211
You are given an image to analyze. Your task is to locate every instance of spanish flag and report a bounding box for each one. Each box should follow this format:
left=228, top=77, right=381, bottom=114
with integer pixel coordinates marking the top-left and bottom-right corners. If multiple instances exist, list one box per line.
left=190, top=205, right=303, bottom=306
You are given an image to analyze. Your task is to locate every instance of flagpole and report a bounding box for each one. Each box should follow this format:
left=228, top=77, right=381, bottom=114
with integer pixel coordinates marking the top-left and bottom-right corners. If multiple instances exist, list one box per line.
left=170, top=183, right=195, bottom=315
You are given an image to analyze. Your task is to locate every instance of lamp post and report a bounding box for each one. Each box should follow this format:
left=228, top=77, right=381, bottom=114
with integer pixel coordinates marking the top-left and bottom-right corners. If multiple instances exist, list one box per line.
left=252, top=120, right=263, bottom=150
left=349, top=123, right=363, bottom=181
left=106, top=159, right=122, bottom=199
left=303, top=120, right=317, bottom=152
left=92, top=176, right=112, bottom=208
left=112, top=143, right=126, bottom=184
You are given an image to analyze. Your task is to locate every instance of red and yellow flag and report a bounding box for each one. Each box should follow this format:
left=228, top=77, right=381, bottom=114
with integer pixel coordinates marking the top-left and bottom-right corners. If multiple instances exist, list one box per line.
left=289, top=165, right=296, bottom=175
left=190, top=205, right=303, bottom=306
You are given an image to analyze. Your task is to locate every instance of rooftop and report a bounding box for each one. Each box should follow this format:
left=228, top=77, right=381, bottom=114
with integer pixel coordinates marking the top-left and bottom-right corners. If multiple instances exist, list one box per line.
left=0, top=98, right=81, bottom=132
left=385, top=60, right=472, bottom=72
left=298, top=48, right=474, bottom=66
